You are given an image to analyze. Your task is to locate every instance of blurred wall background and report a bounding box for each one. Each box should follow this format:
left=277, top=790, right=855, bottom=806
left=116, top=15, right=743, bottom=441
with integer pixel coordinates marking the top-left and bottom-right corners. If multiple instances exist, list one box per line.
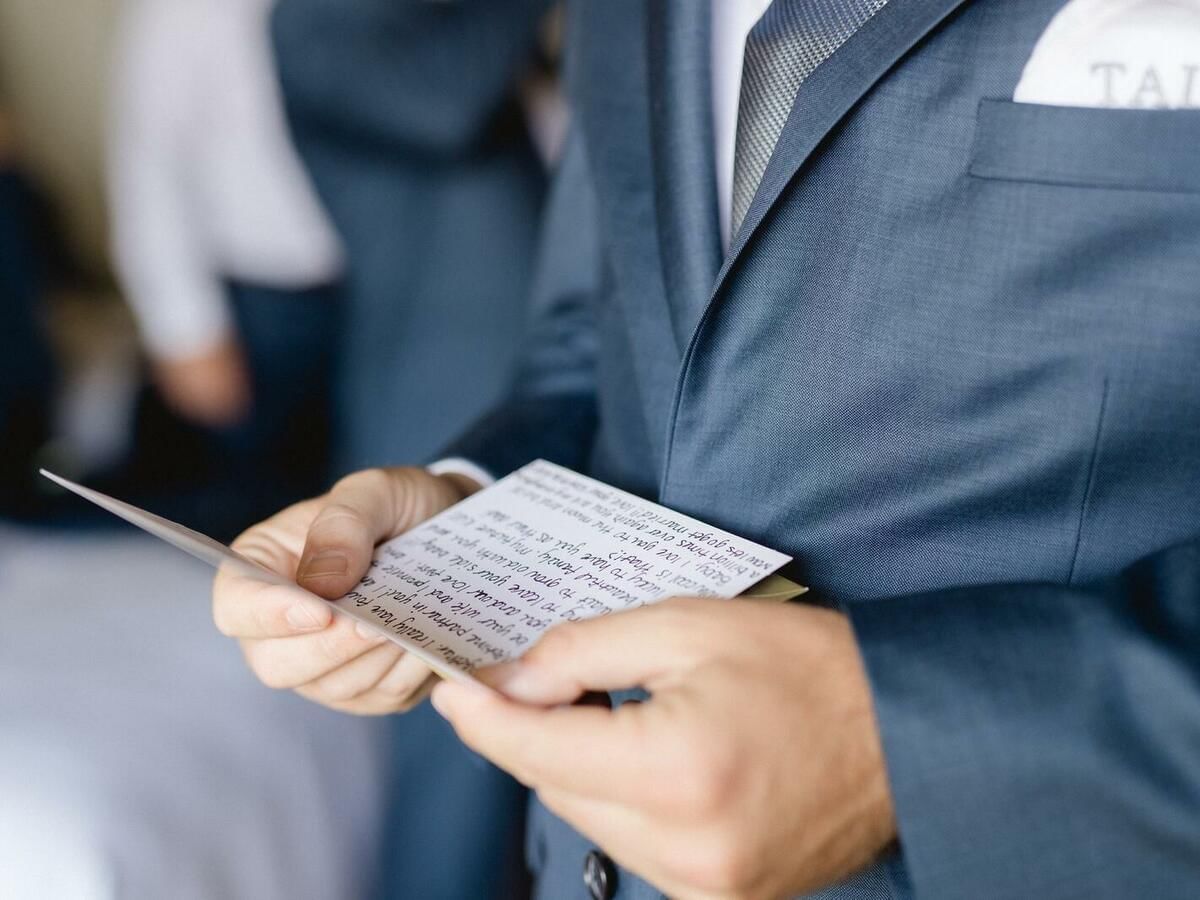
left=0, top=0, right=118, bottom=276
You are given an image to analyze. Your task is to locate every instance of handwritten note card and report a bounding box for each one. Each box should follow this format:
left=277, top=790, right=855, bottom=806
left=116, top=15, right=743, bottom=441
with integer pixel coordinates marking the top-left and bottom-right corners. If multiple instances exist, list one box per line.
left=332, top=460, right=791, bottom=676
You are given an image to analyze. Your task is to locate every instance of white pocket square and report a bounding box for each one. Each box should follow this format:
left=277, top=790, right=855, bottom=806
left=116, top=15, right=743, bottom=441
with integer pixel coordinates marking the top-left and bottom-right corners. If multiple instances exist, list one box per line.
left=1015, top=0, right=1200, bottom=108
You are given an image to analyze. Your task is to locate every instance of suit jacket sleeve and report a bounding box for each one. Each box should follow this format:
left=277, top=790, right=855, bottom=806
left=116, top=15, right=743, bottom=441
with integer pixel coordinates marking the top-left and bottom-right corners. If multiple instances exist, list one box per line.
left=271, top=0, right=550, bottom=159
left=437, top=126, right=601, bottom=476
left=845, top=537, right=1200, bottom=897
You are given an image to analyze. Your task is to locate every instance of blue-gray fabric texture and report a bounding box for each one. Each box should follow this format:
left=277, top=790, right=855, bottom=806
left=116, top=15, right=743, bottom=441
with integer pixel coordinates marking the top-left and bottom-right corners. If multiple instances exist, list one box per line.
left=445, top=0, right=1200, bottom=897
left=272, top=0, right=548, bottom=474
left=730, top=0, right=888, bottom=237
left=271, top=2, right=548, bottom=897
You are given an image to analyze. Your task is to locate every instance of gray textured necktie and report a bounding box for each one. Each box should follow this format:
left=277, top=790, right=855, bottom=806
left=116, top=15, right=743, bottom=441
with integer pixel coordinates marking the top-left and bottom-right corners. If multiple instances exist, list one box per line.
left=730, top=0, right=888, bottom=240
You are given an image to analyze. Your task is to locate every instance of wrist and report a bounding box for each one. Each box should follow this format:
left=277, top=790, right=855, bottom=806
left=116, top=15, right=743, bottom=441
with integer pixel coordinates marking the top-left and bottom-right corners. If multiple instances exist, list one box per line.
left=435, top=471, right=483, bottom=503
left=426, top=457, right=494, bottom=498
left=789, top=608, right=897, bottom=891
left=837, top=614, right=897, bottom=867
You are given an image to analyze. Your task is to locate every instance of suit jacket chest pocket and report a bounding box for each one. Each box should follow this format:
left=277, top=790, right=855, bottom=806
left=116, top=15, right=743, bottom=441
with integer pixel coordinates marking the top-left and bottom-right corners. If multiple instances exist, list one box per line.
left=964, top=98, right=1200, bottom=578
left=964, top=99, right=1200, bottom=359
left=969, top=98, right=1200, bottom=193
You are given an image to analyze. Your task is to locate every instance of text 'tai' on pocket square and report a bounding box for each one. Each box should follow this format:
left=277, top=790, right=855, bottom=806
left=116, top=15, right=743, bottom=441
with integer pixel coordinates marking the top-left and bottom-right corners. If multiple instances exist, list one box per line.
left=1015, top=0, right=1200, bottom=109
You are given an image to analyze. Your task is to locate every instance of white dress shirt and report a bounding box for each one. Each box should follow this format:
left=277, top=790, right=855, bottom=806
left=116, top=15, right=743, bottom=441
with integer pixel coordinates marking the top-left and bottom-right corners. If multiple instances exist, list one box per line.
left=712, top=0, right=774, bottom=251
left=110, top=0, right=344, bottom=359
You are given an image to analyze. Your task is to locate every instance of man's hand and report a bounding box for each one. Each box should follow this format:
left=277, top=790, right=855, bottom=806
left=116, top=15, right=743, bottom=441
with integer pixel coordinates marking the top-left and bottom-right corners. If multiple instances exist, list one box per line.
left=213, top=467, right=480, bottom=714
left=152, top=334, right=252, bottom=428
left=431, top=598, right=895, bottom=899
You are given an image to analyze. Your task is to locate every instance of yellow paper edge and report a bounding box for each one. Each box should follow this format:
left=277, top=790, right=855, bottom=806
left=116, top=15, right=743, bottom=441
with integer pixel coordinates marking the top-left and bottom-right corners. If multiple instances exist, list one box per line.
left=737, top=573, right=808, bottom=603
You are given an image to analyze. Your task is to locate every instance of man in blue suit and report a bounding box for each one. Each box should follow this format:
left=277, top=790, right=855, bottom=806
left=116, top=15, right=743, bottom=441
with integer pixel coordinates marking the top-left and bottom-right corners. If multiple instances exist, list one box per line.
left=214, top=1, right=1200, bottom=897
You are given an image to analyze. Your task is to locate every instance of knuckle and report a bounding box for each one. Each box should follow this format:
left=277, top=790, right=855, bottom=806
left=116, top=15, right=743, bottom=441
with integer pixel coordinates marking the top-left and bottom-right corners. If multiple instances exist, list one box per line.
left=336, top=467, right=393, bottom=502
left=330, top=697, right=393, bottom=717
left=669, top=827, right=758, bottom=898
left=314, top=626, right=359, bottom=668
left=656, top=595, right=709, bottom=626
left=645, top=599, right=699, bottom=636
left=212, top=577, right=261, bottom=638
left=376, top=658, right=432, bottom=707
left=659, top=594, right=700, bottom=611
left=333, top=467, right=379, bottom=492
left=228, top=533, right=272, bottom=562
left=529, top=621, right=584, bottom=665
left=211, top=598, right=236, bottom=637
left=315, top=672, right=367, bottom=704
left=253, top=598, right=283, bottom=638
left=673, top=735, right=740, bottom=817
left=243, top=644, right=294, bottom=690
left=228, top=524, right=264, bottom=553
left=377, top=672, right=424, bottom=702
left=258, top=668, right=294, bottom=691
left=295, top=683, right=367, bottom=715
left=312, top=501, right=367, bottom=533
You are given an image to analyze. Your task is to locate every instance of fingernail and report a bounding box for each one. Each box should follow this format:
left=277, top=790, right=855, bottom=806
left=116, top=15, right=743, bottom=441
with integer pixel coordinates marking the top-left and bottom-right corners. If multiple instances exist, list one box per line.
left=356, top=620, right=384, bottom=641
left=299, top=551, right=348, bottom=580
left=286, top=601, right=328, bottom=632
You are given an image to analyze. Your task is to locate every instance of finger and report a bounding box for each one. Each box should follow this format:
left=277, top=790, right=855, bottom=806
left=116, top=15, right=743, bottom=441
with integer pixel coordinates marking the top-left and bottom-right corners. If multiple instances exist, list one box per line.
left=214, top=499, right=334, bottom=638
left=372, top=653, right=438, bottom=709
left=296, top=468, right=459, bottom=599
left=213, top=575, right=333, bottom=639
left=294, top=469, right=405, bottom=599
left=230, top=497, right=325, bottom=574
left=296, top=639, right=405, bottom=703
left=241, top=615, right=388, bottom=689
left=297, top=655, right=436, bottom=716
left=431, top=679, right=655, bottom=802
left=475, top=598, right=721, bottom=705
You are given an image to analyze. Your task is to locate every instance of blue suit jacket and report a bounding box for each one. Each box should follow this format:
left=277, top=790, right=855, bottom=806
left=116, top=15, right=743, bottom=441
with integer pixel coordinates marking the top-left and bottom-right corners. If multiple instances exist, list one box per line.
left=449, top=0, right=1200, bottom=897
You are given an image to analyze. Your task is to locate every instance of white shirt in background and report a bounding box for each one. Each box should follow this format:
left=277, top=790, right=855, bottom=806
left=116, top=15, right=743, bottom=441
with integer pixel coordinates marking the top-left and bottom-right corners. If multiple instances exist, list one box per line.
left=109, top=0, right=344, bottom=360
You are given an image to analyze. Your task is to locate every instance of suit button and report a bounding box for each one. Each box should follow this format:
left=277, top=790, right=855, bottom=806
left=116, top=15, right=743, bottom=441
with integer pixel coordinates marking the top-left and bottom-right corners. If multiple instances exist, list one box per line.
left=583, top=849, right=617, bottom=900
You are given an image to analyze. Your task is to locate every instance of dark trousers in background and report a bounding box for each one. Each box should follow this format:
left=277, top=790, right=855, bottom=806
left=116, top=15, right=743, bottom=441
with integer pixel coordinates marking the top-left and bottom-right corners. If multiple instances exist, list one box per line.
left=95, top=280, right=339, bottom=542
left=0, top=169, right=54, bottom=517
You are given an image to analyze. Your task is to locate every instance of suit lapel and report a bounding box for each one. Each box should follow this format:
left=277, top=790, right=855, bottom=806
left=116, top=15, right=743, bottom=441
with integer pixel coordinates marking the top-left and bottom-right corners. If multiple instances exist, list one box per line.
left=661, top=0, right=974, bottom=493
left=716, top=0, right=973, bottom=295
left=646, top=0, right=722, bottom=349
left=569, top=1, right=684, bottom=466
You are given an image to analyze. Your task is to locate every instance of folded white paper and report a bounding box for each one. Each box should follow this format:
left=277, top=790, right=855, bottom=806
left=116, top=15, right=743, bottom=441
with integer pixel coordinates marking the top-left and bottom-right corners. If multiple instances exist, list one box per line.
left=42, top=461, right=794, bottom=684
left=332, top=460, right=792, bottom=674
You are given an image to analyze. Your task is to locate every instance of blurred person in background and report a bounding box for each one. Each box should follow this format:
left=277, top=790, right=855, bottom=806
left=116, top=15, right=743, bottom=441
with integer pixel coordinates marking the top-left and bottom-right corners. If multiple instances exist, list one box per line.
left=0, top=99, right=56, bottom=518
left=270, top=2, right=558, bottom=897
left=273, top=0, right=556, bottom=472
left=107, top=0, right=346, bottom=540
